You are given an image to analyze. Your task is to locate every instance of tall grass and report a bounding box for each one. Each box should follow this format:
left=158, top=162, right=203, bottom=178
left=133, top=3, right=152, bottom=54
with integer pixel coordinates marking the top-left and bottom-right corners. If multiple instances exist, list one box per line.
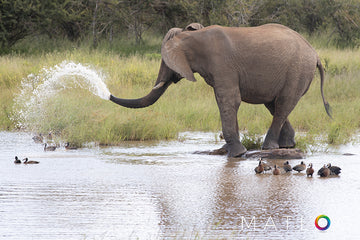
left=1, top=36, right=360, bottom=149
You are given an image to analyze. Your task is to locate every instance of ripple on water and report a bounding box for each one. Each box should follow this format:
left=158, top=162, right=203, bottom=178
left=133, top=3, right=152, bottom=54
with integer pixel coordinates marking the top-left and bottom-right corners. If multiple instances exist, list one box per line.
left=0, top=131, right=359, bottom=239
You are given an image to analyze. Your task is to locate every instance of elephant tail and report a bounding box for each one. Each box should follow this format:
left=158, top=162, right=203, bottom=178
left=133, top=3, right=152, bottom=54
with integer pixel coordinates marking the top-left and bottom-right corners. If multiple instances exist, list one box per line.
left=317, top=58, right=332, bottom=118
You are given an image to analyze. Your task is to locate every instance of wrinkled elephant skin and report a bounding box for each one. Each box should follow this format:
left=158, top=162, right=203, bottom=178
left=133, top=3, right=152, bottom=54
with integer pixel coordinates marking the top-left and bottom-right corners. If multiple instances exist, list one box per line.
left=110, top=23, right=331, bottom=158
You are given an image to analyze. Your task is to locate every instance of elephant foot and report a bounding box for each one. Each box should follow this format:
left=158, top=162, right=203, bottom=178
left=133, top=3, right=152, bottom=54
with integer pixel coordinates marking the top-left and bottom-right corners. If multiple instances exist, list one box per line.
left=226, top=142, right=247, bottom=158
left=279, top=138, right=296, bottom=148
left=209, top=147, right=228, bottom=155
left=262, top=140, right=279, bottom=150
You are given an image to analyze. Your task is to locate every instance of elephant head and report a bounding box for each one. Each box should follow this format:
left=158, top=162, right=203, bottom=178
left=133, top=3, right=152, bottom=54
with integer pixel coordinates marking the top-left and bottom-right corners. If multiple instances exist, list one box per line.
left=109, top=23, right=204, bottom=108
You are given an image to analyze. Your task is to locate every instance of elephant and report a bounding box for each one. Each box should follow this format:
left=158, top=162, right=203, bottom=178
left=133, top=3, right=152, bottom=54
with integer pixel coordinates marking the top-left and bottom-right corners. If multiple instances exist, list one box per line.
left=109, top=23, right=331, bottom=157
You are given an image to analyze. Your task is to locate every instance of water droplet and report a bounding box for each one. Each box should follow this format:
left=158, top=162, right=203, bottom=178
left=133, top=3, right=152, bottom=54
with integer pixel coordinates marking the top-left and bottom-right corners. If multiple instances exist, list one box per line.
left=12, top=61, right=111, bottom=130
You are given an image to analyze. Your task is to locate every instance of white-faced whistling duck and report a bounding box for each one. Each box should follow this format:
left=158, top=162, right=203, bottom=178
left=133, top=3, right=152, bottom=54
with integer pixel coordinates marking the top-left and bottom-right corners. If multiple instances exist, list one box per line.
left=23, top=158, right=39, bottom=164
left=65, top=142, right=77, bottom=150
left=292, top=161, right=306, bottom=173
left=261, top=160, right=272, bottom=173
left=283, top=161, right=292, bottom=172
left=254, top=160, right=264, bottom=174
left=317, top=164, right=330, bottom=177
left=327, top=163, right=341, bottom=175
left=273, top=165, right=281, bottom=175
left=32, top=133, right=43, bottom=143
left=306, top=163, right=314, bottom=177
left=14, top=156, right=21, bottom=164
left=44, top=143, right=56, bottom=151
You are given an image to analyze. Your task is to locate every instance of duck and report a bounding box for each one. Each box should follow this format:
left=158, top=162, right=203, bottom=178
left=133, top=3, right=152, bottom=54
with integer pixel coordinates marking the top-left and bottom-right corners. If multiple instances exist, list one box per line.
left=327, top=163, right=341, bottom=175
left=272, top=165, right=281, bottom=175
left=306, top=163, right=314, bottom=177
left=14, top=156, right=21, bottom=164
left=23, top=158, right=39, bottom=164
left=261, top=160, right=272, bottom=173
left=65, top=142, right=77, bottom=150
left=283, top=161, right=292, bottom=172
left=317, top=164, right=330, bottom=177
left=44, top=143, right=56, bottom=151
left=32, top=133, right=43, bottom=143
left=292, top=161, right=306, bottom=173
left=254, top=160, right=264, bottom=174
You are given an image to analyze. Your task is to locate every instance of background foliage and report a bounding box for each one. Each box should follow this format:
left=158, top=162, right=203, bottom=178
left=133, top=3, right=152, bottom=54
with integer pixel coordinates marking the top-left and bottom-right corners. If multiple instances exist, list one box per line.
left=1, top=0, right=360, bottom=52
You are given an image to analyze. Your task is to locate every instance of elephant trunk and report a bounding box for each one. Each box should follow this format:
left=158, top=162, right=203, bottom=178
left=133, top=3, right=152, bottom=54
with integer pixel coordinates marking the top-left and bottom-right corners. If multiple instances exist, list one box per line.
left=109, top=81, right=171, bottom=109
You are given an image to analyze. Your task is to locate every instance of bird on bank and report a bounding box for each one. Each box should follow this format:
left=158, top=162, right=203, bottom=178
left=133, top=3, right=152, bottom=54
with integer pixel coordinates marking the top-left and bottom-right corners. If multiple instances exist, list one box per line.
left=318, top=164, right=330, bottom=177
left=23, top=158, right=39, bottom=164
left=306, top=163, right=314, bottom=177
left=65, top=142, right=77, bottom=150
left=272, top=165, right=281, bottom=175
left=327, top=163, right=341, bottom=175
left=32, top=133, right=43, bottom=143
left=292, top=161, right=306, bottom=173
left=44, top=143, right=56, bottom=151
left=254, top=160, right=264, bottom=174
left=14, top=156, right=21, bottom=164
left=283, top=161, right=292, bottom=172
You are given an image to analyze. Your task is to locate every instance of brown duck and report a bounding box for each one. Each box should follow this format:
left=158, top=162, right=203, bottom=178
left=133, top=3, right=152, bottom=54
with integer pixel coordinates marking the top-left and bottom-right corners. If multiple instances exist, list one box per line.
left=317, top=164, right=330, bottom=177
left=306, top=163, right=314, bottom=177
left=254, top=160, right=264, bottom=174
left=23, top=158, right=39, bottom=164
left=272, top=165, right=281, bottom=175
left=292, top=161, right=306, bottom=173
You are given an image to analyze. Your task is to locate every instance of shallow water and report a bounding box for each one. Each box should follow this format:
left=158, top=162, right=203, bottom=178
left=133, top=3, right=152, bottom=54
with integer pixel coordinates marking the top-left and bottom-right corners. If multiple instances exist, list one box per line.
left=0, top=131, right=359, bottom=239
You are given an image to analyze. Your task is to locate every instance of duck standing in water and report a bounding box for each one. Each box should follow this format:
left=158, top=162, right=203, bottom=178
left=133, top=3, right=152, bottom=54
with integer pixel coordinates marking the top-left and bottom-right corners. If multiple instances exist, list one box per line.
left=261, top=160, right=272, bottom=173
left=318, top=164, right=330, bottom=177
left=272, top=165, right=281, bottom=175
left=23, top=158, right=39, bottom=164
left=14, top=156, right=21, bottom=164
left=327, top=163, right=341, bottom=175
left=44, top=143, right=56, bottom=151
left=283, top=161, right=292, bottom=172
left=306, top=163, right=314, bottom=177
left=254, top=160, right=264, bottom=174
left=292, top=161, right=306, bottom=173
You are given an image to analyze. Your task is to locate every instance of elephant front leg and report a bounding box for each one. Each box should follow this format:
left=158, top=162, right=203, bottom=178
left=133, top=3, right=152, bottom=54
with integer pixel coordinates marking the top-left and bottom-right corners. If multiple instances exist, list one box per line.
left=215, top=88, right=247, bottom=157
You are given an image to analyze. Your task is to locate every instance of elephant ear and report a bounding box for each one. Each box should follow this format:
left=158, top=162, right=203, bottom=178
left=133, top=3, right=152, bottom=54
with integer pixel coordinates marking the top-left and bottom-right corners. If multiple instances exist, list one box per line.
left=161, top=34, right=197, bottom=83
left=184, top=23, right=204, bottom=31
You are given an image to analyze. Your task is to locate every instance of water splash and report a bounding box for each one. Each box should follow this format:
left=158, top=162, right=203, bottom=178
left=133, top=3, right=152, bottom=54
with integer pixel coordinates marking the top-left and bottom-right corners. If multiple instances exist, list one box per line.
left=13, top=60, right=111, bottom=130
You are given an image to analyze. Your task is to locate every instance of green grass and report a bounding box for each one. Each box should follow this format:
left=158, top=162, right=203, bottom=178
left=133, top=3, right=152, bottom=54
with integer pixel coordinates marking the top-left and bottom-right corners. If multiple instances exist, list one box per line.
left=1, top=36, right=360, bottom=150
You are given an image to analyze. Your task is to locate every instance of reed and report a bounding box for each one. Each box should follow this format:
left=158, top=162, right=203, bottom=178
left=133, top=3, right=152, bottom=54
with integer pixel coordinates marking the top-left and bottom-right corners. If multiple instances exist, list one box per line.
left=1, top=39, right=360, bottom=149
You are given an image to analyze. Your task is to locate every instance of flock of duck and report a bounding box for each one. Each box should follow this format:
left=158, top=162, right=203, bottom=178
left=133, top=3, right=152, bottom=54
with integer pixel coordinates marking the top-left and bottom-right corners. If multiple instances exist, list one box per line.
left=254, top=158, right=341, bottom=177
left=14, top=156, right=39, bottom=164
left=13, top=133, right=78, bottom=165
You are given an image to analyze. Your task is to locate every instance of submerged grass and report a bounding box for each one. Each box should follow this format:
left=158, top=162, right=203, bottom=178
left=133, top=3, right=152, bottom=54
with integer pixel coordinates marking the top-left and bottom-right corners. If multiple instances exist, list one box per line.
left=1, top=37, right=360, bottom=149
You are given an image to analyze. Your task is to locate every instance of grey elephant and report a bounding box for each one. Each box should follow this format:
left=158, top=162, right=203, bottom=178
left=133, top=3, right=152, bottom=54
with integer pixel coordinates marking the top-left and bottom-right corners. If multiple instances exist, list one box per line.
left=110, top=23, right=331, bottom=157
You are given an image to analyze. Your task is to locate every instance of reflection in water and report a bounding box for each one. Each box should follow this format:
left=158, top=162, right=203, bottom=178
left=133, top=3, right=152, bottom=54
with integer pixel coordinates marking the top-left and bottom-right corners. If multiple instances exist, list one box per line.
left=0, top=131, right=359, bottom=239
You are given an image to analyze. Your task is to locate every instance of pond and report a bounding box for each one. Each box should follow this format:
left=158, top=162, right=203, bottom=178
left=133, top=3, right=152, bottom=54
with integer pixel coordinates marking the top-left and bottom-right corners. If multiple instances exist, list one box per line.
left=0, top=131, right=359, bottom=239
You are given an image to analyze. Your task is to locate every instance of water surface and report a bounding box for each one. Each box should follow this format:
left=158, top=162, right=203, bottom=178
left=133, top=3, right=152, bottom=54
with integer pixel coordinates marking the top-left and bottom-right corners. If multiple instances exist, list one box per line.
left=0, top=131, right=359, bottom=239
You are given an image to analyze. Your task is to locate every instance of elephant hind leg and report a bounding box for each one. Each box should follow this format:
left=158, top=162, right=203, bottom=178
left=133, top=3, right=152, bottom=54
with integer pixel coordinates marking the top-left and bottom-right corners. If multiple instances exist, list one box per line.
left=279, top=121, right=296, bottom=148
left=263, top=100, right=296, bottom=149
left=264, top=102, right=295, bottom=148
